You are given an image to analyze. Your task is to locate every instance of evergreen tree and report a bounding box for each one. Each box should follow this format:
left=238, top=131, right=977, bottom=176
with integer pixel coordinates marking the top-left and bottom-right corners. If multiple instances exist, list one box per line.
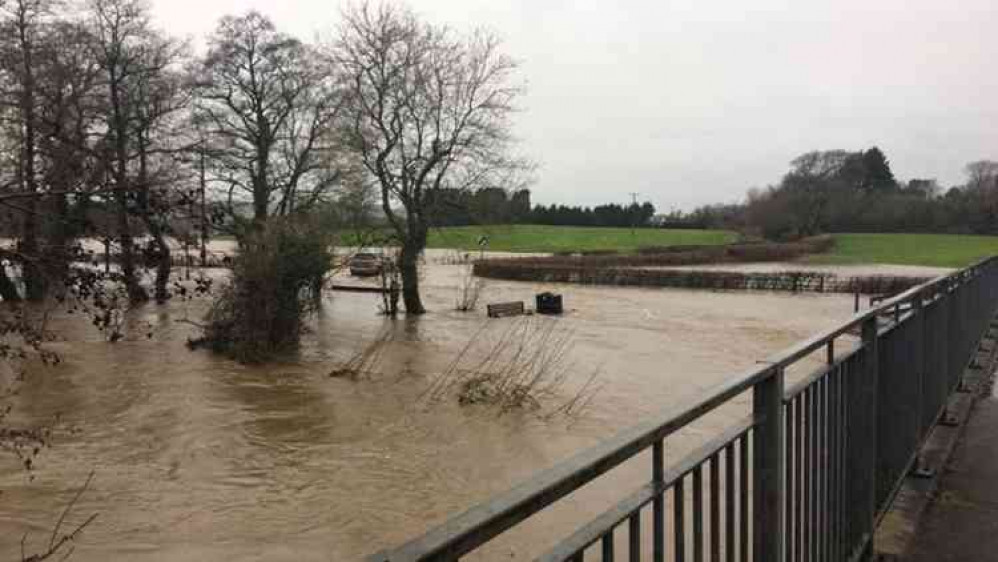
left=861, top=147, right=896, bottom=191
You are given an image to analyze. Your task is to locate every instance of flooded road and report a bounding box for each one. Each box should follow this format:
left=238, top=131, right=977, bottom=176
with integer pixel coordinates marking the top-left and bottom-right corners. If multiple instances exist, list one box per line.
left=1, top=259, right=857, bottom=561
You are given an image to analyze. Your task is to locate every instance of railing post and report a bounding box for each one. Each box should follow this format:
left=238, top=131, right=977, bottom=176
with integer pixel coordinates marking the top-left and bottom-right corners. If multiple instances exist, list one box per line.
left=912, top=294, right=926, bottom=440
left=858, top=316, right=879, bottom=560
left=753, top=368, right=785, bottom=562
left=653, top=439, right=664, bottom=562
left=947, top=277, right=960, bottom=390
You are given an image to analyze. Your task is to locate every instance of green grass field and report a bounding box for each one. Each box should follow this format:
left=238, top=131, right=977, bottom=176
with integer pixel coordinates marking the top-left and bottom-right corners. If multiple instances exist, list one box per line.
left=803, top=233, right=998, bottom=268
left=423, top=226, right=998, bottom=268
left=425, top=225, right=736, bottom=253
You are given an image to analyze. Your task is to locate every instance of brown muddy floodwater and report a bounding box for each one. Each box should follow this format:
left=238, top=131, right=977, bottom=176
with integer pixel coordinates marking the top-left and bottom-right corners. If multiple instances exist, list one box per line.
left=0, top=257, right=858, bottom=561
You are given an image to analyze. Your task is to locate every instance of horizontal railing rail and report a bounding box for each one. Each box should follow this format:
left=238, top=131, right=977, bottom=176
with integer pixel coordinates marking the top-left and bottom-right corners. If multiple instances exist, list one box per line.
left=369, top=257, right=998, bottom=562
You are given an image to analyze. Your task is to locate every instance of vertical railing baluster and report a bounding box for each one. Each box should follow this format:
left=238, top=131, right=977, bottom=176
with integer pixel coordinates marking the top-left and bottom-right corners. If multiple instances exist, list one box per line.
left=654, top=440, right=665, bottom=562
left=726, top=443, right=736, bottom=562
left=711, top=453, right=721, bottom=562
left=629, top=512, right=640, bottom=562
left=694, top=466, right=704, bottom=562
left=840, top=364, right=849, bottom=561
left=785, top=400, right=794, bottom=562
left=676, top=478, right=686, bottom=562
left=803, top=388, right=812, bottom=561
left=841, top=360, right=850, bottom=557
left=837, top=368, right=845, bottom=562
left=818, top=375, right=831, bottom=562
left=810, top=378, right=819, bottom=562
left=828, top=369, right=839, bottom=562
left=739, top=435, right=749, bottom=562
left=602, top=531, right=614, bottom=562
left=795, top=393, right=803, bottom=562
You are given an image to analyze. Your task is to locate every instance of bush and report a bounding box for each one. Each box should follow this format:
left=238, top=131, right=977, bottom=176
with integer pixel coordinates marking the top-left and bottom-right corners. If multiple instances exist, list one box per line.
left=422, top=317, right=601, bottom=417
left=198, top=218, right=333, bottom=362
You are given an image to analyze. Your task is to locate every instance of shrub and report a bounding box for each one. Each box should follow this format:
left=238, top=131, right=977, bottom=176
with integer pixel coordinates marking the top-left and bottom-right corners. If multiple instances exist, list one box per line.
left=455, top=263, right=485, bottom=312
left=422, top=317, right=601, bottom=416
left=198, top=218, right=333, bottom=363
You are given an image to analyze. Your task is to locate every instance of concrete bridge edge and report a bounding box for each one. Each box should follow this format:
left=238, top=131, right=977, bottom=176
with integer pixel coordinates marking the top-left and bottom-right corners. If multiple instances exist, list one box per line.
left=874, top=316, right=998, bottom=560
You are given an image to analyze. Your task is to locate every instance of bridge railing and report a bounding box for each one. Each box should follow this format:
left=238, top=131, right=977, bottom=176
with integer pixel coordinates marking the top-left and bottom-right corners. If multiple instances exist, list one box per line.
left=368, top=257, right=998, bottom=562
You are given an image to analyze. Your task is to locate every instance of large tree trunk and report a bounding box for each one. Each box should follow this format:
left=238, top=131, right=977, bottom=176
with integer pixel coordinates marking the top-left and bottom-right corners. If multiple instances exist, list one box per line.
left=137, top=138, right=170, bottom=303
left=20, top=218, right=45, bottom=301
left=17, top=7, right=44, bottom=302
left=116, top=192, right=147, bottom=303
left=145, top=221, right=171, bottom=303
left=47, top=183, right=73, bottom=291
left=45, top=110, right=80, bottom=294
left=399, top=240, right=425, bottom=315
left=109, top=61, right=147, bottom=304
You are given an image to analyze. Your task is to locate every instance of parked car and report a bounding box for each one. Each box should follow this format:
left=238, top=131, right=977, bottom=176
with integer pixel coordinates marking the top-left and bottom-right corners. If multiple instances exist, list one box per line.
left=349, top=252, right=384, bottom=277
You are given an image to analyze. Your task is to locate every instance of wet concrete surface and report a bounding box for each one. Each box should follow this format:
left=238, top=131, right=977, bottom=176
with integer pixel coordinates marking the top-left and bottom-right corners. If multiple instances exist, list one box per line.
left=906, top=373, right=998, bottom=562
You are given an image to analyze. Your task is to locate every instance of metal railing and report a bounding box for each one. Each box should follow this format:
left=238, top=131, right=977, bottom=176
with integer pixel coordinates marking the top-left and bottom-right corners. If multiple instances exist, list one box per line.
left=369, top=257, right=998, bottom=562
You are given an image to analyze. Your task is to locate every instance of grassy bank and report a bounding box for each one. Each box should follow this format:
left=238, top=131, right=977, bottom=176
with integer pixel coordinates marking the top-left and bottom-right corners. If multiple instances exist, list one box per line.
left=425, top=225, right=735, bottom=253
left=810, top=234, right=998, bottom=268
left=354, top=225, right=998, bottom=268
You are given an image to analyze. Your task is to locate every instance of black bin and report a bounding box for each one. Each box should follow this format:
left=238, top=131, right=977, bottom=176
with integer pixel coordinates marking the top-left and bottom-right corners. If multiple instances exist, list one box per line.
left=536, top=292, right=563, bottom=315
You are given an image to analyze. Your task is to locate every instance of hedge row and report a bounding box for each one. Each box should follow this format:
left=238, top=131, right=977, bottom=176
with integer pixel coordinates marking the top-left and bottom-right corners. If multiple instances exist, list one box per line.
left=471, top=262, right=928, bottom=295
left=517, top=236, right=835, bottom=269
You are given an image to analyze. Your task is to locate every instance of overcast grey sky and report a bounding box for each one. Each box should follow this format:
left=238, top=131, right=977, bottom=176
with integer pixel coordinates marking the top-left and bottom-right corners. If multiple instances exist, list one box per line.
left=151, top=0, right=998, bottom=211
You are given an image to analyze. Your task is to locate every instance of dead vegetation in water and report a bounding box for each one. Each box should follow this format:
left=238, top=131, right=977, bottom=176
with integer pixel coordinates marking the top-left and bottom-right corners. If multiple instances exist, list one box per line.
left=328, top=328, right=394, bottom=380
left=422, top=317, right=601, bottom=417
left=454, top=262, right=485, bottom=312
left=17, top=470, right=99, bottom=562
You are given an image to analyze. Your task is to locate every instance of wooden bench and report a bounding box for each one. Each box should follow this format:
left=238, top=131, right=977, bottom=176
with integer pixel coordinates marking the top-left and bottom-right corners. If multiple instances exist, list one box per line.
left=487, top=301, right=525, bottom=318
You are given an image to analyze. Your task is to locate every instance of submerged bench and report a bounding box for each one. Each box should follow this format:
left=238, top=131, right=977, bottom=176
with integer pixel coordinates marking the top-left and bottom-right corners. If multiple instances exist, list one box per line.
left=486, top=301, right=525, bottom=318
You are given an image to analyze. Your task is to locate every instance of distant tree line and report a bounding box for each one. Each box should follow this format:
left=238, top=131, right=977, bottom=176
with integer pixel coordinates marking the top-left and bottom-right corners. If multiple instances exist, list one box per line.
left=426, top=187, right=532, bottom=226
left=655, top=204, right=745, bottom=230
left=530, top=201, right=656, bottom=228
left=664, top=147, right=998, bottom=240
left=426, top=186, right=657, bottom=228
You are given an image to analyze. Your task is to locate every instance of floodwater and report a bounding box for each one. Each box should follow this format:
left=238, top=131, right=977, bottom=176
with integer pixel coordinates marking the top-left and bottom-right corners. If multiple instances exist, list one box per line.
left=1, top=258, right=859, bottom=561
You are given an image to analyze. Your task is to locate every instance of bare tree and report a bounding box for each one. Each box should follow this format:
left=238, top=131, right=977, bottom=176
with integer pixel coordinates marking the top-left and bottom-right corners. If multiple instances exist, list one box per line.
left=192, top=11, right=342, bottom=236
left=33, top=19, right=103, bottom=283
left=331, top=1, right=531, bottom=314
left=0, top=2, right=104, bottom=301
left=87, top=0, right=153, bottom=303
left=0, top=0, right=52, bottom=300
left=130, top=34, right=188, bottom=302
left=965, top=160, right=998, bottom=191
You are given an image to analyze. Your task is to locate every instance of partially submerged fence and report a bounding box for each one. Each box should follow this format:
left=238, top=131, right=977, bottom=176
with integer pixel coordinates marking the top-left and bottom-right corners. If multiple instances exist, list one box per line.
left=368, top=257, right=998, bottom=562
left=472, top=261, right=928, bottom=295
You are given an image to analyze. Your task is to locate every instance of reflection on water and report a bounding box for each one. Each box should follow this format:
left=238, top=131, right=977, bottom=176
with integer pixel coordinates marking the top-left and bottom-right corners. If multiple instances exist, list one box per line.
left=0, top=262, right=856, bottom=561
